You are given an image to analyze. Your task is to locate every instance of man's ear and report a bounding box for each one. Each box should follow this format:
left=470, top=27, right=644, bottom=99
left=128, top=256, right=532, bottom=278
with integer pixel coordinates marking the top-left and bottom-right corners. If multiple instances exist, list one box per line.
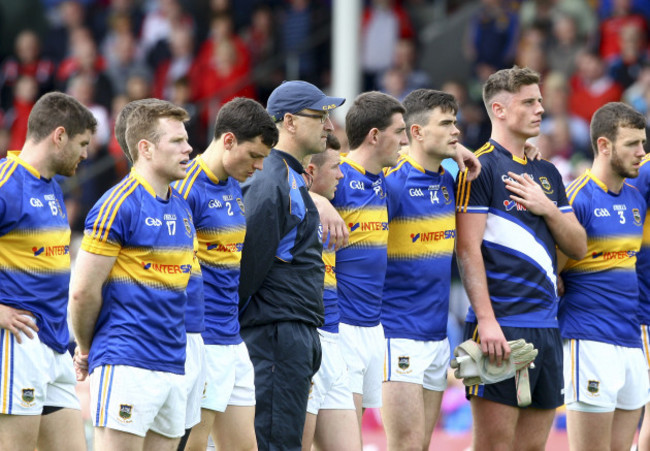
left=52, top=126, right=66, bottom=148
left=223, top=132, right=236, bottom=150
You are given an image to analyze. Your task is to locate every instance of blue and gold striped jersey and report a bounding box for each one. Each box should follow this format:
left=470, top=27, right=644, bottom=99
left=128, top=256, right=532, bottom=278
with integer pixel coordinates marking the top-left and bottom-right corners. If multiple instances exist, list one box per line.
left=560, top=170, right=646, bottom=347
left=626, top=155, right=650, bottom=325
left=382, top=155, right=455, bottom=341
left=456, top=140, right=572, bottom=328
left=82, top=169, right=196, bottom=374
left=332, top=156, right=389, bottom=327
left=0, top=152, right=71, bottom=353
left=173, top=156, right=244, bottom=345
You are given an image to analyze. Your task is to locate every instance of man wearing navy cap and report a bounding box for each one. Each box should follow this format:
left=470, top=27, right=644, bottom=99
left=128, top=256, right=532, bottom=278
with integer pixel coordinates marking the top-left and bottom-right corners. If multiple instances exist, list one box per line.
left=238, top=80, right=345, bottom=450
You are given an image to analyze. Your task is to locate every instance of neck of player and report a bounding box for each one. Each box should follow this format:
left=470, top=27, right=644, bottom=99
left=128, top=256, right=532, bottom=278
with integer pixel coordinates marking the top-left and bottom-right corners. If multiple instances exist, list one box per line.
left=591, top=157, right=625, bottom=194
left=409, top=144, right=443, bottom=173
left=202, top=140, right=228, bottom=181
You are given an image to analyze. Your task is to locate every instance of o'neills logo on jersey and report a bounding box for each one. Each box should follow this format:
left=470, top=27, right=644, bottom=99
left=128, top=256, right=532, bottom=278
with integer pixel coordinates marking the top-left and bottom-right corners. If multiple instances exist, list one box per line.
left=348, top=222, right=388, bottom=232
left=206, top=242, right=244, bottom=252
left=410, top=230, right=455, bottom=243
left=32, top=245, right=70, bottom=257
left=141, top=262, right=192, bottom=273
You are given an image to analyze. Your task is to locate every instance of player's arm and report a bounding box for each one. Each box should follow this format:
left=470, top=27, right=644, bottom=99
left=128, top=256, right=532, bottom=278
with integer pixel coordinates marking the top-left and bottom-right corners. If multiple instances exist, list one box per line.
left=310, top=191, right=349, bottom=250
left=0, top=197, right=39, bottom=342
left=504, top=171, right=587, bottom=260
left=456, top=211, right=510, bottom=365
left=69, top=250, right=116, bottom=379
left=453, top=143, right=481, bottom=181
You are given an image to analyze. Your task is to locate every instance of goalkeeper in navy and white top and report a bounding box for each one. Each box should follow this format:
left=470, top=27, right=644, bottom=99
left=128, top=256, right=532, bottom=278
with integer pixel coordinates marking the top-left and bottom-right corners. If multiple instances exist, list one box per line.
left=455, top=66, right=587, bottom=450
left=559, top=102, right=648, bottom=451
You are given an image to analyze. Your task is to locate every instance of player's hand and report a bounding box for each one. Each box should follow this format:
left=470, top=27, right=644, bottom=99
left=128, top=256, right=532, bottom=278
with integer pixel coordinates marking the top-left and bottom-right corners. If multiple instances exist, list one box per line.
left=73, top=346, right=89, bottom=382
left=504, top=171, right=555, bottom=217
left=311, top=192, right=349, bottom=250
left=477, top=319, right=510, bottom=366
left=524, top=141, right=542, bottom=160
left=0, top=305, right=38, bottom=344
left=454, top=144, right=481, bottom=181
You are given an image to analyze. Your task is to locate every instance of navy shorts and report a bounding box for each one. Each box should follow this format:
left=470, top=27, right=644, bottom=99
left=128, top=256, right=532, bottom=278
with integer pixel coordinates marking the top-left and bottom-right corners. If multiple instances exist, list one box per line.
left=462, top=323, right=563, bottom=409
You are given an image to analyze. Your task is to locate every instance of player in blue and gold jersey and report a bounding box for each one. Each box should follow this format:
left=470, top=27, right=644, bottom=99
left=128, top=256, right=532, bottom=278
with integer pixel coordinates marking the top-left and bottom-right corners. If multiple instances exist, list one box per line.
left=559, top=102, right=648, bottom=451
left=70, top=100, right=196, bottom=450
left=112, top=97, right=205, bottom=451
left=629, top=151, right=650, bottom=450
left=332, top=92, right=408, bottom=435
left=455, top=66, right=587, bottom=450
left=173, top=97, right=278, bottom=451
left=0, top=92, right=96, bottom=451
left=302, top=134, right=361, bottom=451
left=381, top=89, right=461, bottom=451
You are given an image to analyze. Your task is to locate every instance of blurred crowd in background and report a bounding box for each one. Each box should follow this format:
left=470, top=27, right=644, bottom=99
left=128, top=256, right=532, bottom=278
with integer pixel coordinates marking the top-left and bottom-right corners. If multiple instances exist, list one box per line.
left=1, top=0, right=650, bottom=232
left=3, top=0, right=650, bottom=440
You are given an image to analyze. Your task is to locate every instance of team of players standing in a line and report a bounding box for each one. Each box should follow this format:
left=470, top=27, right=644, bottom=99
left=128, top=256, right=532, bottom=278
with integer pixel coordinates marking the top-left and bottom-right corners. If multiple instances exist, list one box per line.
left=1, top=65, right=649, bottom=451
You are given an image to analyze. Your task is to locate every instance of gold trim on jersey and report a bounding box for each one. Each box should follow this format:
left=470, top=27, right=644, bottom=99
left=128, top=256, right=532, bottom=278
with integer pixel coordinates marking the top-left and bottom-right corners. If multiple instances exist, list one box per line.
left=7, top=151, right=40, bottom=179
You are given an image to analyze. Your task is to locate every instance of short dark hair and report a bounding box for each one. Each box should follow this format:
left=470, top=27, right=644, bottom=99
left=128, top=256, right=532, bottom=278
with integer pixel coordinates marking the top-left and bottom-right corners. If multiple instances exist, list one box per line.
left=590, top=102, right=646, bottom=155
left=310, top=134, right=341, bottom=167
left=345, top=92, right=405, bottom=150
left=213, top=97, right=279, bottom=148
left=125, top=100, right=190, bottom=163
left=26, top=92, right=97, bottom=143
left=115, top=98, right=170, bottom=163
left=482, top=66, right=541, bottom=111
left=402, top=89, right=458, bottom=139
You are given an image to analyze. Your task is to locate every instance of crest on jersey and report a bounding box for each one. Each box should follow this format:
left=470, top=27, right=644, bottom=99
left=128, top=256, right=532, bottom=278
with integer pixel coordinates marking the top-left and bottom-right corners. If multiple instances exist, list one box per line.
left=441, top=186, right=451, bottom=204
left=587, top=380, right=600, bottom=395
left=119, top=404, right=133, bottom=420
left=183, top=218, right=192, bottom=237
left=633, top=208, right=642, bottom=226
left=236, top=198, right=245, bottom=214
left=539, top=177, right=553, bottom=194
left=398, top=356, right=410, bottom=370
left=21, top=388, right=35, bottom=404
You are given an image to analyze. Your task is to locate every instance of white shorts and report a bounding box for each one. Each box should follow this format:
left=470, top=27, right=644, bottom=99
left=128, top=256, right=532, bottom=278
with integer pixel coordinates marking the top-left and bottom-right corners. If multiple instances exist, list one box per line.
left=563, top=339, right=650, bottom=411
left=338, top=323, right=384, bottom=408
left=307, top=330, right=355, bottom=415
left=0, top=328, right=80, bottom=415
left=90, top=365, right=186, bottom=438
left=201, top=342, right=255, bottom=412
left=384, top=337, right=449, bottom=391
left=185, top=333, right=206, bottom=428
left=641, top=325, right=650, bottom=370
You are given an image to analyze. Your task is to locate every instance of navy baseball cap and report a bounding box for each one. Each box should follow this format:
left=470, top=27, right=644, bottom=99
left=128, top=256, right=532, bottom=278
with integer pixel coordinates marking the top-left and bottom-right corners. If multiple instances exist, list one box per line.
left=267, top=80, right=345, bottom=122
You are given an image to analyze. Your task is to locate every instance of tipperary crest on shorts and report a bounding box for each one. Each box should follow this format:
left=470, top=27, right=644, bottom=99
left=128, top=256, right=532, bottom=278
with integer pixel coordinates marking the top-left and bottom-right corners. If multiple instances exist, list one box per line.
left=633, top=208, right=642, bottom=226
left=398, top=356, right=410, bottom=370
left=539, top=177, right=553, bottom=194
left=21, top=388, right=35, bottom=406
left=587, top=380, right=600, bottom=396
left=119, top=404, right=133, bottom=422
